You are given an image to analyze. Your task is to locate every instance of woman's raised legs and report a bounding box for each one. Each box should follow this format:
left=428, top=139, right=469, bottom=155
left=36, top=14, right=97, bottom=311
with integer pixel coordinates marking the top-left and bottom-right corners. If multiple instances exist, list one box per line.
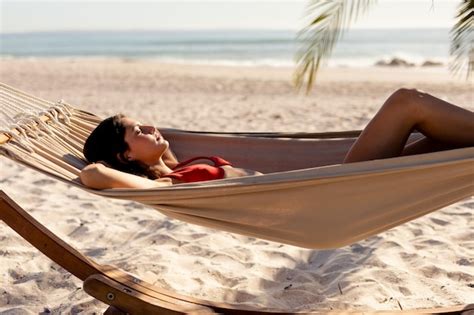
left=343, top=88, right=474, bottom=163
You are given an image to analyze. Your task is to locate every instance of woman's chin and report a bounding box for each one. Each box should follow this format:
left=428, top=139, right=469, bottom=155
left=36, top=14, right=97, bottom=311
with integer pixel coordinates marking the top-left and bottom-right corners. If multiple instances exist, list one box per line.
left=156, top=140, right=169, bottom=153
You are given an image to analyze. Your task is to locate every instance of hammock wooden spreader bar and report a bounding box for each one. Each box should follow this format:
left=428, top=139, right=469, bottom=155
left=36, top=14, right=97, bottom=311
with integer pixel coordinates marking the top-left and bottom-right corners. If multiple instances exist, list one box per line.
left=0, top=82, right=473, bottom=250
left=2, top=191, right=474, bottom=314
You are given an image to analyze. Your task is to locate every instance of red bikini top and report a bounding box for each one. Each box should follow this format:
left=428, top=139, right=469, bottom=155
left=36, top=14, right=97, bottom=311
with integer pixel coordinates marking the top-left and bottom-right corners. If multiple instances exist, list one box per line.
left=163, top=156, right=232, bottom=183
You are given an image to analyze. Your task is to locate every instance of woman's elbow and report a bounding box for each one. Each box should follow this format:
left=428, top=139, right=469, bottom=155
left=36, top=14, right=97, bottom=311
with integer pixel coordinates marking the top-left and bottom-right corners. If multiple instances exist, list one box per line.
left=80, top=163, right=107, bottom=189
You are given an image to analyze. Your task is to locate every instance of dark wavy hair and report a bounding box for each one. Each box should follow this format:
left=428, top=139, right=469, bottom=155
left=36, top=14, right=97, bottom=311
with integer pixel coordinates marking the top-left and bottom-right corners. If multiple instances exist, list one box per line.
left=83, top=114, right=160, bottom=179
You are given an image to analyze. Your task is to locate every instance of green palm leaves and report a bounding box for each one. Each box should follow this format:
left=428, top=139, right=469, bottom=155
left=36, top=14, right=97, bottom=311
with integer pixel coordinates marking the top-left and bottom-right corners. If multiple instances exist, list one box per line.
left=294, top=0, right=473, bottom=93
left=450, top=0, right=473, bottom=80
left=294, top=0, right=377, bottom=93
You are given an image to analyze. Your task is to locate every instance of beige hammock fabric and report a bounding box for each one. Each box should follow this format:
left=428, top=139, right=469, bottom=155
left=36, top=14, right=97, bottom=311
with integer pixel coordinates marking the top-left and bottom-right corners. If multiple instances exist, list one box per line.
left=1, top=82, right=473, bottom=249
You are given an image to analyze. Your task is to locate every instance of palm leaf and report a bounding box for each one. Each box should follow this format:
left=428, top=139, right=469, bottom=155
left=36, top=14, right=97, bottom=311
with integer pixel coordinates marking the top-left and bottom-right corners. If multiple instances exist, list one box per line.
left=293, top=0, right=377, bottom=94
left=449, top=0, right=473, bottom=80
left=295, top=0, right=473, bottom=93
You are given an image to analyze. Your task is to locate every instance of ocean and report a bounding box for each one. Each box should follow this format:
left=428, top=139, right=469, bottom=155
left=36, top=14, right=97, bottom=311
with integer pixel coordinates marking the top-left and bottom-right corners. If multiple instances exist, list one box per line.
left=0, top=28, right=451, bottom=67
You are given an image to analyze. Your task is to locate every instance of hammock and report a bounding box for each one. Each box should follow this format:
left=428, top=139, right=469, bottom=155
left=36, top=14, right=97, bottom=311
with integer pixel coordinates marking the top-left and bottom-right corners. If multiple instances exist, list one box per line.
left=1, top=82, right=473, bottom=249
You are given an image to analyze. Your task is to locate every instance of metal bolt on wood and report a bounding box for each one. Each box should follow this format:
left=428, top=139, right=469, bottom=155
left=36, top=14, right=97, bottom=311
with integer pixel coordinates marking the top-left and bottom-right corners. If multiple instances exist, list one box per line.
left=106, top=292, right=115, bottom=301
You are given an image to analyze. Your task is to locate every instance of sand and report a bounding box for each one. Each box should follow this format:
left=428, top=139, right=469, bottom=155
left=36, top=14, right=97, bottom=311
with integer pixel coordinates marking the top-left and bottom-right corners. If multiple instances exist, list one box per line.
left=0, top=57, right=473, bottom=313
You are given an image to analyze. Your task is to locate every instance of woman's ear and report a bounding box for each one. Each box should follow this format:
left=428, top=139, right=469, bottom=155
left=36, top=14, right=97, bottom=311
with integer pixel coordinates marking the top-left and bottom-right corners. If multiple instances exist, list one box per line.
left=117, top=151, right=132, bottom=163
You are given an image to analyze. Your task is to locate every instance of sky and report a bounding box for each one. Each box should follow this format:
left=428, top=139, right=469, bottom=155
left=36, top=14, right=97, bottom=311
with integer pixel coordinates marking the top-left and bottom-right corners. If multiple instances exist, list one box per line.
left=1, top=0, right=459, bottom=33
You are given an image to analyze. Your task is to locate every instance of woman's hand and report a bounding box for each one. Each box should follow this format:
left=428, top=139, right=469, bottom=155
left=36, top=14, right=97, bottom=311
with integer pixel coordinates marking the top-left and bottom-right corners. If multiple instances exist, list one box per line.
left=220, top=165, right=263, bottom=179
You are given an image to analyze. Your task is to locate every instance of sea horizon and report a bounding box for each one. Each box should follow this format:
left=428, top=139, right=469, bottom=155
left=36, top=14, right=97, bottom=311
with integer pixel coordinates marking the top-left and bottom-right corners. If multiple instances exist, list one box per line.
left=0, top=28, right=452, bottom=68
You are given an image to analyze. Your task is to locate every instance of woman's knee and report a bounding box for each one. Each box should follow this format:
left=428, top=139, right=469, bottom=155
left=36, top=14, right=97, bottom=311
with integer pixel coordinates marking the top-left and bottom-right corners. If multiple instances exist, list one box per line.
left=384, top=88, right=425, bottom=113
left=391, top=87, right=421, bottom=101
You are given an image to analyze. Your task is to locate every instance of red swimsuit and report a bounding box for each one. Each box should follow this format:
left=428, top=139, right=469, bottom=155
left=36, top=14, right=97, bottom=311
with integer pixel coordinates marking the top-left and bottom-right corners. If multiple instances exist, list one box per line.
left=163, top=156, right=232, bottom=183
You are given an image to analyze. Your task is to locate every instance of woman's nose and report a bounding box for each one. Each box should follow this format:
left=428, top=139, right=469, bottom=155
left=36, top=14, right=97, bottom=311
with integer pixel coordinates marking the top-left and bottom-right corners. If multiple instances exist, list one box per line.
left=143, top=125, right=155, bottom=134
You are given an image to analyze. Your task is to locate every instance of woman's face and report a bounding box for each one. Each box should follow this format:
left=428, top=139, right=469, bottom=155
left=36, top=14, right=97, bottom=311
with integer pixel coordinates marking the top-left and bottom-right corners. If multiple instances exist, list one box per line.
left=121, top=117, right=169, bottom=166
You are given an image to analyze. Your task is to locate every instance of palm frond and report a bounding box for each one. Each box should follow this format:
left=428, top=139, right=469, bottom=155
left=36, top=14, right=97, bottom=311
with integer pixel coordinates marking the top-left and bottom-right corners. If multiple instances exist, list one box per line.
left=449, top=0, right=474, bottom=80
left=293, top=0, right=377, bottom=94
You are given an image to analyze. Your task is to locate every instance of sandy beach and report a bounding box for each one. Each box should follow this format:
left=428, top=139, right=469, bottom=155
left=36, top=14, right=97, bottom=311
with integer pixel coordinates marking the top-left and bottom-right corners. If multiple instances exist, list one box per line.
left=0, top=58, right=473, bottom=313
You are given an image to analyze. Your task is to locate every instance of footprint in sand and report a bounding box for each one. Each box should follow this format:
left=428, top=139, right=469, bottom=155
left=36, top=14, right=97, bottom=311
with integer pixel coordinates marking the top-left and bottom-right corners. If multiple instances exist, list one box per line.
left=461, top=201, right=473, bottom=208
left=429, top=218, right=449, bottom=226
left=79, top=202, right=96, bottom=209
left=84, top=247, right=108, bottom=258
left=420, top=265, right=445, bottom=278
left=398, top=286, right=412, bottom=296
left=32, top=179, right=56, bottom=186
left=150, top=234, right=182, bottom=246
left=456, top=258, right=471, bottom=266
left=67, top=221, right=89, bottom=237
left=447, top=271, right=474, bottom=282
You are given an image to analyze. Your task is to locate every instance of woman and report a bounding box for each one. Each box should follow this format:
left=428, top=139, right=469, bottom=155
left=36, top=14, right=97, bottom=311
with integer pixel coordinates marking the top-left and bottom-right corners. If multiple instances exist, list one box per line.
left=80, top=88, right=474, bottom=189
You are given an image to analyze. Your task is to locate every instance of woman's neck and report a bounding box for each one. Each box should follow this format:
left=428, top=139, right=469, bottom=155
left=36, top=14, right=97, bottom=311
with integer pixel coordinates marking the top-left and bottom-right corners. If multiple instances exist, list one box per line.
left=151, top=158, right=174, bottom=175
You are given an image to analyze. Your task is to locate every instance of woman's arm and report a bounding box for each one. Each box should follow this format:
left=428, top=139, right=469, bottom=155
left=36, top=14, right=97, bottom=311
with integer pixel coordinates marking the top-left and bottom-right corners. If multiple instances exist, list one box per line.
left=221, top=165, right=263, bottom=178
left=80, top=163, right=172, bottom=189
